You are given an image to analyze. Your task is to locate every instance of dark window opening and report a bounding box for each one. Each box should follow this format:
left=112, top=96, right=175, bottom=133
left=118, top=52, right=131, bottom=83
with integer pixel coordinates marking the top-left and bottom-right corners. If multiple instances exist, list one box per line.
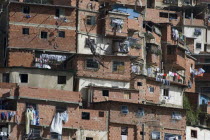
left=86, top=138, right=93, bottom=140
left=121, top=127, right=128, bottom=135
left=22, top=28, right=29, bottom=35
left=169, top=13, right=177, bottom=19
left=121, top=106, right=129, bottom=114
left=159, top=12, right=168, bottom=18
left=26, top=103, right=37, bottom=111
left=191, top=130, right=197, bottom=138
left=99, top=111, right=104, bottom=117
left=82, top=112, right=90, bottom=120
left=196, top=43, right=201, bottom=49
left=20, top=74, right=28, bottom=83
left=149, top=87, right=154, bottom=93
left=23, top=6, right=30, bottom=14
left=2, top=73, right=9, bottom=83
left=57, top=76, right=66, bottom=84
left=58, top=31, right=65, bottom=38
left=205, top=59, right=210, bottom=63
left=41, top=31, right=48, bottom=39
left=55, top=8, right=60, bottom=17
left=86, top=16, right=96, bottom=25
left=137, top=82, right=142, bottom=86
left=102, top=90, right=109, bottom=96
left=86, top=59, right=99, bottom=69
left=112, top=61, right=125, bottom=73
left=163, top=89, right=169, bottom=97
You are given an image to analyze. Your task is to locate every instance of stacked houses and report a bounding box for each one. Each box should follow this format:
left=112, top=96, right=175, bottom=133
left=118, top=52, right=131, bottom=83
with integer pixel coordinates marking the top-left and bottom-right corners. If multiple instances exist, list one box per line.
left=0, top=0, right=209, bottom=139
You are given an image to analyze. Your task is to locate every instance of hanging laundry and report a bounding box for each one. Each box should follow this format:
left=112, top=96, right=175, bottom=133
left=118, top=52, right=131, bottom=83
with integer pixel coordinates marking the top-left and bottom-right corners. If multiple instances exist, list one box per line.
left=50, top=111, right=69, bottom=135
left=26, top=108, right=34, bottom=135
left=112, top=5, right=140, bottom=19
left=111, top=18, right=124, bottom=33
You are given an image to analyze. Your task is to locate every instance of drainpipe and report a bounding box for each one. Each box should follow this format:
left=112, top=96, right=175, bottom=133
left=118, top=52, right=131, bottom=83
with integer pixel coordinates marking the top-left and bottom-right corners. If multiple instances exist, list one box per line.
left=142, top=124, right=145, bottom=140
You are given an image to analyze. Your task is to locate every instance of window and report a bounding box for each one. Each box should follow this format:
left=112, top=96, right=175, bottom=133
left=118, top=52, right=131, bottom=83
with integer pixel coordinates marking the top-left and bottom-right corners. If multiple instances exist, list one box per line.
left=41, top=31, right=48, bottom=39
left=86, top=59, right=99, bottom=69
left=58, top=31, right=65, bottom=38
left=205, top=59, right=210, bottom=63
left=85, top=38, right=95, bottom=48
left=149, top=87, right=154, bottom=93
left=51, top=132, right=62, bottom=140
left=22, top=28, right=29, bottom=35
left=191, top=130, right=197, bottom=138
left=151, top=131, right=160, bottom=140
left=172, top=112, right=182, bottom=120
left=86, top=16, right=96, bottom=25
left=196, top=43, right=201, bottom=49
left=159, top=12, right=168, bottom=18
left=56, top=106, right=67, bottom=113
left=136, top=108, right=144, bottom=117
left=121, top=127, right=128, bottom=135
left=2, top=73, right=9, bottom=83
left=112, top=61, right=125, bottom=73
left=102, top=90, right=109, bottom=96
left=82, top=112, right=90, bottom=120
left=57, top=76, right=66, bottom=84
left=163, top=89, right=169, bottom=97
left=137, top=82, right=142, bottom=86
left=165, top=133, right=181, bottom=140
left=55, top=8, right=65, bottom=18
left=99, top=111, right=104, bottom=117
left=19, top=74, right=28, bottom=83
left=121, top=106, right=129, bottom=114
left=23, top=6, right=30, bottom=14
left=167, top=47, right=175, bottom=55
left=86, top=138, right=93, bottom=140
left=124, top=92, right=131, bottom=99
left=28, top=128, right=41, bottom=140
left=169, top=13, right=177, bottom=19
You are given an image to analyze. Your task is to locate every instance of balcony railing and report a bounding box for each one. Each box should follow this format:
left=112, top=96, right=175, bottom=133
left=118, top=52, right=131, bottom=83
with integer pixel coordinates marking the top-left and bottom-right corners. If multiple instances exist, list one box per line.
left=23, top=0, right=53, bottom=4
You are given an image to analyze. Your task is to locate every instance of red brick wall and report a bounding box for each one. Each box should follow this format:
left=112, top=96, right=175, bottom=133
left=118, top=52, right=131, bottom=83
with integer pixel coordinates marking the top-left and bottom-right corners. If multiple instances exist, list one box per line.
left=79, top=109, right=108, bottom=131
left=8, top=3, right=76, bottom=52
left=74, top=55, right=131, bottom=81
left=18, top=86, right=82, bottom=103
left=7, top=50, right=34, bottom=67
left=185, top=57, right=195, bottom=93
left=92, top=88, right=139, bottom=103
left=146, top=9, right=181, bottom=26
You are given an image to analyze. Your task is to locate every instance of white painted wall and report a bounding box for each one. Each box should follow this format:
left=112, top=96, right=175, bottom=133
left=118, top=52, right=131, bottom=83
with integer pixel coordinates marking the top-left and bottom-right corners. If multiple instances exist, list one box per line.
left=77, top=34, right=113, bottom=55
left=76, top=130, right=108, bottom=140
left=0, top=68, right=73, bottom=91
left=207, top=29, right=210, bottom=45
left=183, top=27, right=206, bottom=54
left=160, top=85, right=183, bottom=107
left=78, top=77, right=130, bottom=91
left=186, top=126, right=210, bottom=140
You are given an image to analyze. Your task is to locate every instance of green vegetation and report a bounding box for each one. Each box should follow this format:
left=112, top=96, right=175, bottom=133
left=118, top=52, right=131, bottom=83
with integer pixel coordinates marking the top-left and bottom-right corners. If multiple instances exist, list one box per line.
left=183, top=95, right=200, bottom=125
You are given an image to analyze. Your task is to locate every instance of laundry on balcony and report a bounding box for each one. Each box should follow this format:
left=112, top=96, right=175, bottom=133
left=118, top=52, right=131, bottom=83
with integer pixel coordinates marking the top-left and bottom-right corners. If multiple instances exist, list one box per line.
left=172, top=112, right=182, bottom=120
left=172, top=28, right=179, bottom=41
left=50, top=111, right=68, bottom=135
left=112, top=5, right=140, bottom=19
left=111, top=18, right=124, bottom=33
left=194, top=28, right=201, bottom=36
left=192, top=68, right=205, bottom=76
left=153, top=26, right=162, bottom=36
left=0, top=112, right=16, bottom=121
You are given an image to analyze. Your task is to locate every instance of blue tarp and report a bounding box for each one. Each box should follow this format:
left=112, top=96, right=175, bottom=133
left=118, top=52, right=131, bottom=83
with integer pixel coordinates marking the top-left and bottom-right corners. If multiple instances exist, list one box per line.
left=112, top=5, right=140, bottom=19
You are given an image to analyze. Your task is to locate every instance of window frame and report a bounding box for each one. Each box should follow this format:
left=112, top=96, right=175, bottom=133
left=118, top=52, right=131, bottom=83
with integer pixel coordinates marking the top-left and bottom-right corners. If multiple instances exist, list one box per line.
left=22, top=28, right=29, bottom=35
left=82, top=112, right=90, bottom=120
left=163, top=89, right=169, bottom=97
left=149, top=87, right=154, bottom=93
left=23, top=6, right=30, bottom=14
left=2, top=73, right=10, bottom=83
left=57, top=76, right=67, bottom=85
left=19, top=74, right=28, bottom=83
left=85, top=58, right=99, bottom=70
left=112, top=61, right=125, bottom=73
left=40, top=31, right=48, bottom=39
left=121, top=105, right=129, bottom=114
left=58, top=31, right=65, bottom=38
left=86, top=16, right=96, bottom=25
left=121, top=127, right=128, bottom=135
left=191, top=130, right=197, bottom=138
left=102, top=90, right=109, bottom=97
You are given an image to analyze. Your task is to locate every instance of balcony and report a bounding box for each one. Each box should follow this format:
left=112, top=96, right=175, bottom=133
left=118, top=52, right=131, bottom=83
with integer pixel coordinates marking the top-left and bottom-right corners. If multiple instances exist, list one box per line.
left=0, top=110, right=16, bottom=123
left=23, top=0, right=53, bottom=4
left=105, top=11, right=128, bottom=38
left=184, top=18, right=205, bottom=26
left=146, top=44, right=161, bottom=66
